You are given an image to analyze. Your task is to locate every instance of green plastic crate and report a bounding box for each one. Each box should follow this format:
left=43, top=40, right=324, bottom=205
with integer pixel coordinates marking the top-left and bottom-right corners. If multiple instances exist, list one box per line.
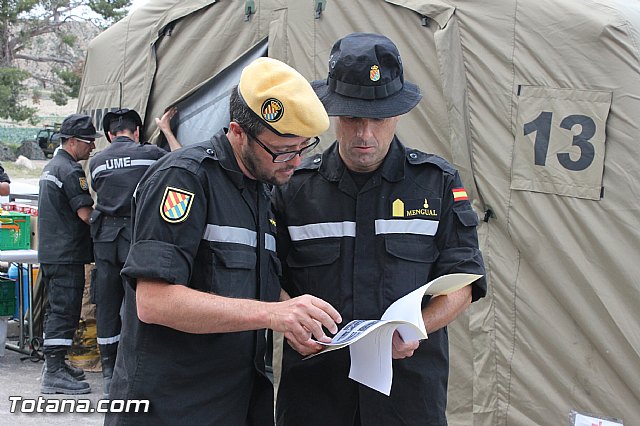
left=0, top=278, right=16, bottom=316
left=0, top=212, right=31, bottom=250
left=0, top=277, right=15, bottom=300
left=0, top=298, right=16, bottom=316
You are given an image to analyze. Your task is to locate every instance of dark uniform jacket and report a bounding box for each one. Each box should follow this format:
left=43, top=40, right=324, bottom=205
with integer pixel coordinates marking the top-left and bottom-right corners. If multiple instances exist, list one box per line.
left=37, top=150, right=93, bottom=264
left=273, top=138, right=487, bottom=426
left=0, top=163, right=10, bottom=183
left=89, top=135, right=167, bottom=245
left=106, top=130, right=281, bottom=426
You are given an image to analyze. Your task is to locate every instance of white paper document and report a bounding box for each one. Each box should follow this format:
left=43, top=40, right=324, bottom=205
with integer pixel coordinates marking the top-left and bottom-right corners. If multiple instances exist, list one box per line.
left=308, top=273, right=482, bottom=395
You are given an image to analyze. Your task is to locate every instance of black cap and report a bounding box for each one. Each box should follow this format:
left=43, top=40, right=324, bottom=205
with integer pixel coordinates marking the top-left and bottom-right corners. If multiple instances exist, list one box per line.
left=312, top=32, right=422, bottom=119
left=102, top=109, right=143, bottom=142
left=56, top=114, right=103, bottom=140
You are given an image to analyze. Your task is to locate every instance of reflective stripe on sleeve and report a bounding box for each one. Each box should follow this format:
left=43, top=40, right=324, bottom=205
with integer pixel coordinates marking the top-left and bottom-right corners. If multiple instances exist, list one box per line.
left=91, top=159, right=157, bottom=179
left=374, top=219, right=439, bottom=236
left=202, top=224, right=275, bottom=252
left=41, top=173, right=63, bottom=188
left=131, top=159, right=157, bottom=167
left=288, top=221, right=357, bottom=241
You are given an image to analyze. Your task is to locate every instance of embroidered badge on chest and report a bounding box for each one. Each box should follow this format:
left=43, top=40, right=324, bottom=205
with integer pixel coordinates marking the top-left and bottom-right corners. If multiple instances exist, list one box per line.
left=391, top=198, right=440, bottom=220
left=160, top=186, right=195, bottom=223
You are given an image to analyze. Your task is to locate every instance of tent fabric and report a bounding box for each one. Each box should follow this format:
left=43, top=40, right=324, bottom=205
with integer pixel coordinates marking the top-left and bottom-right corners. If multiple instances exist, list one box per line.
left=77, top=1, right=640, bottom=424
left=171, top=39, right=268, bottom=147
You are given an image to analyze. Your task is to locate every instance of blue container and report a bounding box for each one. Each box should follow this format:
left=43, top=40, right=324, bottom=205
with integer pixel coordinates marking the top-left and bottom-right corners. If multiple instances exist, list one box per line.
left=8, top=263, right=29, bottom=318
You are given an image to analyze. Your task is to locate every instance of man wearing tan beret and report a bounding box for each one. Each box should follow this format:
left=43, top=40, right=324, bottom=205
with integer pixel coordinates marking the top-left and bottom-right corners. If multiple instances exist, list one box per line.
left=105, top=57, right=341, bottom=425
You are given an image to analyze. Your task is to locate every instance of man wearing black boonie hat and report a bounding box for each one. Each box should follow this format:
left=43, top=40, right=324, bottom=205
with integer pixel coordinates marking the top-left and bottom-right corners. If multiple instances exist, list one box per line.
left=105, top=57, right=341, bottom=425
left=88, top=107, right=181, bottom=396
left=273, top=33, right=487, bottom=426
left=38, top=113, right=102, bottom=395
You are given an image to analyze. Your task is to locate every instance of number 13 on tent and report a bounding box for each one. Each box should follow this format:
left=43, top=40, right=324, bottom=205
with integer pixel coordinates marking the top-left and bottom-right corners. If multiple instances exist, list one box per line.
left=511, top=85, right=611, bottom=200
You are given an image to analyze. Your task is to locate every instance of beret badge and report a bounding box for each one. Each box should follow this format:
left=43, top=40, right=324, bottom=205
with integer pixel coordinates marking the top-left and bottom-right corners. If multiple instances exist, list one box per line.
left=261, top=98, right=285, bottom=123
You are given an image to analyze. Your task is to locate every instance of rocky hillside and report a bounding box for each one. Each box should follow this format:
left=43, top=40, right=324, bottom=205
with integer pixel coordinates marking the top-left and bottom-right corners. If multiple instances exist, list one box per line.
left=16, top=20, right=101, bottom=95
left=0, top=20, right=101, bottom=158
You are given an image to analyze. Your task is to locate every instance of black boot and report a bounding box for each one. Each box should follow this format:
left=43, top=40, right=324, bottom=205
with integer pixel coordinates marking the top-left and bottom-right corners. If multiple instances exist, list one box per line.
left=41, top=358, right=86, bottom=381
left=41, top=352, right=91, bottom=395
left=63, top=362, right=86, bottom=381
left=101, top=354, right=116, bottom=397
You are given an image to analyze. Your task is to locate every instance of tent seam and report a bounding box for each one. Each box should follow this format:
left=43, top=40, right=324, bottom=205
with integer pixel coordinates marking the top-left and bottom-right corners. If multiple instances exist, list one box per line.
left=502, top=0, right=521, bottom=422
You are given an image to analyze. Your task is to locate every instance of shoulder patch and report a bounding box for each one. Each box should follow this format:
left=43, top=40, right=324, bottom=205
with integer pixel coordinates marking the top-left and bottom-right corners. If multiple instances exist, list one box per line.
left=79, top=177, right=89, bottom=191
left=160, top=186, right=194, bottom=223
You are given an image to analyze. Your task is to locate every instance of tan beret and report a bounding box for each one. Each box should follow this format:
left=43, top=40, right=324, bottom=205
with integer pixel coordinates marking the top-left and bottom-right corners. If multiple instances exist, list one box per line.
left=238, top=57, right=329, bottom=138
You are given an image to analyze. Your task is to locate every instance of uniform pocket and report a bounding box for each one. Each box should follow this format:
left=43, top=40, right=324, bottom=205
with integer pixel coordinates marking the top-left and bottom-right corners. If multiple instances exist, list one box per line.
left=383, top=235, right=438, bottom=304
left=286, top=240, right=341, bottom=268
left=210, top=244, right=257, bottom=298
left=453, top=205, right=480, bottom=242
left=286, top=240, right=341, bottom=305
left=453, top=205, right=479, bottom=227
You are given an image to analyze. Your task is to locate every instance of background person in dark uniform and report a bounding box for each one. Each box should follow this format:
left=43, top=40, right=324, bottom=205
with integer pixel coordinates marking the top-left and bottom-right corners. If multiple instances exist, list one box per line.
left=0, top=162, right=10, bottom=195
left=273, top=33, right=488, bottom=426
left=105, top=57, right=342, bottom=426
left=89, top=107, right=181, bottom=396
left=38, top=114, right=101, bottom=395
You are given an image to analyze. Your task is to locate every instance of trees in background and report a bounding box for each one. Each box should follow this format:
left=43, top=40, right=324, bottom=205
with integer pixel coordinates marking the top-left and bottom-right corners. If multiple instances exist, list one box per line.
left=0, top=0, right=131, bottom=122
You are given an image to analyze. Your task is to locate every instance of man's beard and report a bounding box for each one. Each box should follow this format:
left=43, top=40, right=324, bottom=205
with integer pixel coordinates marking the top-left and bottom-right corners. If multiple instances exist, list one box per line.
left=242, top=143, right=295, bottom=186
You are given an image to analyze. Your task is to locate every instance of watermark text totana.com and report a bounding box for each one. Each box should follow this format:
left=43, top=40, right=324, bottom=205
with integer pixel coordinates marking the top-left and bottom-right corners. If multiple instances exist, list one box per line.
left=8, top=396, right=150, bottom=414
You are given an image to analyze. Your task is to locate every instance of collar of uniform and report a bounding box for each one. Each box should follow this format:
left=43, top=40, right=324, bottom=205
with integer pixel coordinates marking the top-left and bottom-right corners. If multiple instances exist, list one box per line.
left=212, top=129, right=246, bottom=189
left=378, top=137, right=405, bottom=182
left=319, top=136, right=405, bottom=183
left=111, top=135, right=136, bottom=144
left=56, top=148, right=76, bottom=163
left=318, top=142, right=344, bottom=182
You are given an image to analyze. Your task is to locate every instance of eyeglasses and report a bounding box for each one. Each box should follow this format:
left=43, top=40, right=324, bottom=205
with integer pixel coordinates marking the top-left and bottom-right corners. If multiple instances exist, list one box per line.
left=75, top=137, right=95, bottom=144
left=243, top=128, right=320, bottom=163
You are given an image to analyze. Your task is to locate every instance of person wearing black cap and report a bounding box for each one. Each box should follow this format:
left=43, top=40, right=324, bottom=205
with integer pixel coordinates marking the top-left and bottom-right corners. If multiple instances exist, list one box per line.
left=88, top=107, right=181, bottom=397
left=38, top=113, right=102, bottom=395
left=273, top=33, right=487, bottom=426
left=105, top=57, right=341, bottom=425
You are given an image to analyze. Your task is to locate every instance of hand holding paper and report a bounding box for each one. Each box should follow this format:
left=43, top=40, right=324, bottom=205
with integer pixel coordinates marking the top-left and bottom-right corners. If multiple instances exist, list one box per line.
left=308, top=273, right=482, bottom=395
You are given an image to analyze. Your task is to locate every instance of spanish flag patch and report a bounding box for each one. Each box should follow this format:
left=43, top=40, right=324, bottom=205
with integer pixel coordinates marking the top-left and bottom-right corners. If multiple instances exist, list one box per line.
left=160, top=186, right=194, bottom=223
left=452, top=188, right=469, bottom=202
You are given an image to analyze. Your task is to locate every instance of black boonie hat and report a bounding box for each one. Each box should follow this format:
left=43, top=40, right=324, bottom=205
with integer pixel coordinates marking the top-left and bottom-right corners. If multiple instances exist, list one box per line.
left=56, top=114, right=103, bottom=140
left=312, top=32, right=422, bottom=119
left=102, top=109, right=143, bottom=142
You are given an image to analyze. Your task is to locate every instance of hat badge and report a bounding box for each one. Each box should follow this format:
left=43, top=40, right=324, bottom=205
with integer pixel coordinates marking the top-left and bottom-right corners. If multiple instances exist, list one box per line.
left=261, top=98, right=284, bottom=123
left=370, top=65, right=381, bottom=82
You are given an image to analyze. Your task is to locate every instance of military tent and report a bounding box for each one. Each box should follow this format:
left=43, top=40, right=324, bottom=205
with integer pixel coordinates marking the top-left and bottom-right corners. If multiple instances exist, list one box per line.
left=77, top=0, right=640, bottom=424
